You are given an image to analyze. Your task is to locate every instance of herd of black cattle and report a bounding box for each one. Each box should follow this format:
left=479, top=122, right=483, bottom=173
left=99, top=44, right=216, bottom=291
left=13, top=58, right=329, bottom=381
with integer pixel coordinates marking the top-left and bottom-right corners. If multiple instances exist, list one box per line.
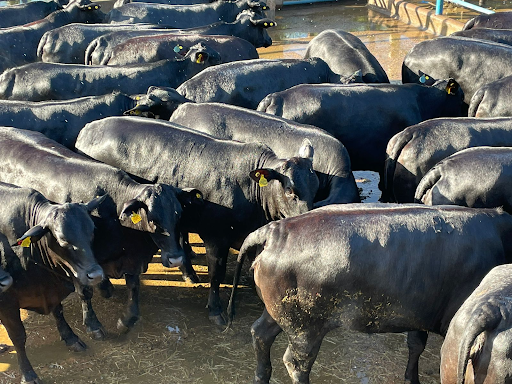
left=3, top=0, right=512, bottom=382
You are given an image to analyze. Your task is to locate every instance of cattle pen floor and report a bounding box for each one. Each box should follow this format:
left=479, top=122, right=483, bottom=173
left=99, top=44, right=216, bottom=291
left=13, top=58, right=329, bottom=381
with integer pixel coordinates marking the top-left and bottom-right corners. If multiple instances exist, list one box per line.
left=0, top=1, right=451, bottom=383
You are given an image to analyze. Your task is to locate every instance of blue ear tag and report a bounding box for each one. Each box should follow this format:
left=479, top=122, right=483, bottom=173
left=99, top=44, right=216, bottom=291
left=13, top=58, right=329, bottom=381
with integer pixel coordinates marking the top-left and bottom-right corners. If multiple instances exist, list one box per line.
left=419, top=74, right=426, bottom=84
left=173, top=45, right=183, bottom=53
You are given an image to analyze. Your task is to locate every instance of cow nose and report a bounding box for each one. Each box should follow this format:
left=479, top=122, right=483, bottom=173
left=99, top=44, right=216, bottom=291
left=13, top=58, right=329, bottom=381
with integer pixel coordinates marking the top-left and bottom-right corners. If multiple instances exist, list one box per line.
left=0, top=275, right=13, bottom=292
left=161, top=251, right=184, bottom=269
left=86, top=265, right=105, bottom=285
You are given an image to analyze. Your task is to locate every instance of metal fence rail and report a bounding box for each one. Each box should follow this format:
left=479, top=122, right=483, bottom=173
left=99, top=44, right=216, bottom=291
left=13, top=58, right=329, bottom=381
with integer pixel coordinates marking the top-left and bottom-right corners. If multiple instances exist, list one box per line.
left=436, top=0, right=495, bottom=15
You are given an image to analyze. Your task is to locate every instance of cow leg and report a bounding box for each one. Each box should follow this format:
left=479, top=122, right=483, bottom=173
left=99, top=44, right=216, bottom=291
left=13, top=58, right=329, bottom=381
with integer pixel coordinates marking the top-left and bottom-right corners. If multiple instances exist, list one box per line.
left=179, top=232, right=199, bottom=283
left=98, top=277, right=115, bottom=298
left=74, top=281, right=106, bottom=340
left=251, top=308, right=282, bottom=384
left=282, top=329, right=326, bottom=384
left=52, top=303, right=87, bottom=352
left=117, top=273, right=140, bottom=333
left=404, top=330, right=428, bottom=384
left=0, top=309, right=40, bottom=384
left=204, top=239, right=230, bottom=325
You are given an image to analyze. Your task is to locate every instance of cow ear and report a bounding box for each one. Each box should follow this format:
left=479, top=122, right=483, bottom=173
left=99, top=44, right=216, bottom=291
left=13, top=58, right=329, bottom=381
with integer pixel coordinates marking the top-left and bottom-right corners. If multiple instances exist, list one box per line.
left=249, top=169, right=280, bottom=187
left=177, top=188, right=204, bottom=207
left=446, top=79, right=460, bottom=95
left=192, top=50, right=209, bottom=64
left=124, top=104, right=155, bottom=118
left=78, top=3, right=101, bottom=10
left=119, top=199, right=147, bottom=225
left=12, top=225, right=50, bottom=248
left=298, top=138, right=314, bottom=161
left=250, top=18, right=277, bottom=28
left=84, top=194, right=107, bottom=213
left=341, top=69, right=363, bottom=84
left=418, top=71, right=436, bottom=86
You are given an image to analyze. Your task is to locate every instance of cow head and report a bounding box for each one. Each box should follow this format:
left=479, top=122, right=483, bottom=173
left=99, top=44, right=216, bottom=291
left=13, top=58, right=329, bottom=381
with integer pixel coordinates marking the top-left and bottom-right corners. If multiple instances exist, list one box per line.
left=339, top=69, right=364, bottom=84
left=65, top=0, right=106, bottom=23
left=119, top=184, right=204, bottom=268
left=425, top=74, right=464, bottom=116
left=251, top=139, right=318, bottom=220
left=125, top=86, right=191, bottom=120
left=244, top=0, right=269, bottom=16
left=180, top=43, right=222, bottom=77
left=13, top=196, right=106, bottom=286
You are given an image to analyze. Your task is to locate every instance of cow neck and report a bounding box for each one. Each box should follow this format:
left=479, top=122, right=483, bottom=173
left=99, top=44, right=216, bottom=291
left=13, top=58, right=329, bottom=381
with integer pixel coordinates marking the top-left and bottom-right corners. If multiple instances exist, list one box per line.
left=252, top=149, right=284, bottom=223
left=109, top=174, right=149, bottom=214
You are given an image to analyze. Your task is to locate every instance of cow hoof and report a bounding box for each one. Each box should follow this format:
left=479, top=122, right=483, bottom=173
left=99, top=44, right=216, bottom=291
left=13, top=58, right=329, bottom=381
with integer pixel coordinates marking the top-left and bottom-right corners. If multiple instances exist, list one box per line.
left=68, top=339, right=87, bottom=352
left=183, top=273, right=200, bottom=284
left=21, top=377, right=41, bottom=384
left=117, top=318, right=137, bottom=333
left=209, top=313, right=227, bottom=326
left=98, top=280, right=114, bottom=298
left=87, top=326, right=107, bottom=340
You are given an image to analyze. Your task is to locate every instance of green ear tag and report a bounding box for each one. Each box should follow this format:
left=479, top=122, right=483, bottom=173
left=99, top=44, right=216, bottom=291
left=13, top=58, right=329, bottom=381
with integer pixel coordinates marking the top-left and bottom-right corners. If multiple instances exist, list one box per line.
left=259, top=175, right=268, bottom=187
left=131, top=212, right=142, bottom=224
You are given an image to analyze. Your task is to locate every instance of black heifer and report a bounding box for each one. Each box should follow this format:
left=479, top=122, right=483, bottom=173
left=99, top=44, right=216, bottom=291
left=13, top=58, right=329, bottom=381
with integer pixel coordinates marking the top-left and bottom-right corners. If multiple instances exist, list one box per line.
left=451, top=28, right=512, bottom=47
left=0, top=0, right=105, bottom=74
left=0, top=182, right=104, bottom=384
left=105, top=0, right=267, bottom=26
left=125, top=86, right=189, bottom=119
left=0, top=92, right=138, bottom=148
left=0, top=0, right=64, bottom=29
left=86, top=10, right=274, bottom=65
left=441, top=264, right=512, bottom=384
left=75, top=116, right=319, bottom=324
left=304, top=29, right=389, bottom=83
left=227, top=203, right=512, bottom=384
left=463, top=11, right=512, bottom=30
left=415, top=147, right=512, bottom=212
left=176, top=58, right=362, bottom=110
left=402, top=36, right=512, bottom=105
left=384, top=117, right=512, bottom=203
left=114, top=0, right=212, bottom=5
left=106, top=34, right=259, bottom=65
left=37, top=23, right=166, bottom=64
left=0, top=126, right=202, bottom=337
left=169, top=102, right=360, bottom=205
left=257, top=80, right=464, bottom=176
left=469, top=75, right=512, bottom=117
left=0, top=43, right=220, bottom=101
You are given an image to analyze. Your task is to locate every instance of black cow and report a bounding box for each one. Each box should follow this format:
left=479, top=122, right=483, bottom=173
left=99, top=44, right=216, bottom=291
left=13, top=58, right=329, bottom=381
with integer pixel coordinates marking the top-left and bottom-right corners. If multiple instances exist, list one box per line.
left=0, top=43, right=220, bottom=101
left=0, top=241, right=13, bottom=294
left=0, top=181, right=104, bottom=383
left=227, top=203, right=512, bottom=384
left=0, top=0, right=105, bottom=74
left=0, top=0, right=64, bottom=29
left=37, top=23, right=167, bottom=64
left=124, top=86, right=189, bottom=119
left=105, top=0, right=267, bottom=27
left=106, top=33, right=259, bottom=65
left=463, top=11, right=512, bottom=30
left=441, top=264, right=512, bottom=384
left=86, top=10, right=274, bottom=64
left=304, top=29, right=389, bottom=83
left=451, top=28, right=512, bottom=47
left=0, top=92, right=138, bottom=148
left=402, top=36, right=512, bottom=105
left=384, top=117, right=512, bottom=203
left=169, top=102, right=360, bottom=205
left=0, top=126, right=202, bottom=337
left=415, top=147, right=512, bottom=212
left=75, top=116, right=319, bottom=324
left=257, top=80, right=464, bottom=177
left=468, top=75, right=512, bottom=117
left=176, top=58, right=362, bottom=110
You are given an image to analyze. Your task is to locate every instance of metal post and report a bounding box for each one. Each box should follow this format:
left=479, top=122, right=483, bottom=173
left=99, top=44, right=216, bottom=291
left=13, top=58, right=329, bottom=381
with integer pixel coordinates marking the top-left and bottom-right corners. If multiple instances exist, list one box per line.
left=436, top=0, right=443, bottom=14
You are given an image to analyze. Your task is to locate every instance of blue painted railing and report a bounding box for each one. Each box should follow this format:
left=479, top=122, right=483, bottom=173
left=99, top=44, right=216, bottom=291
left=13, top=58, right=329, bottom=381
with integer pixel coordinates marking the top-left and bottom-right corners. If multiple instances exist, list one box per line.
left=435, top=0, right=495, bottom=15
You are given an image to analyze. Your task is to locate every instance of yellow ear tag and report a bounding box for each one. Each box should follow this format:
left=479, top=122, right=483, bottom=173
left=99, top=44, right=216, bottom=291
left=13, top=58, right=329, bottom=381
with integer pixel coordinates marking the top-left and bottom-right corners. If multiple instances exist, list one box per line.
left=87, top=6, right=92, bottom=9
left=20, top=237, right=31, bottom=248
left=135, top=96, right=141, bottom=100
left=196, top=193, right=202, bottom=199
left=95, top=5, right=99, bottom=8
left=130, top=212, right=142, bottom=224
left=259, top=175, right=268, bottom=187
left=196, top=53, right=204, bottom=64
left=264, top=22, right=268, bottom=27
left=270, top=23, right=274, bottom=26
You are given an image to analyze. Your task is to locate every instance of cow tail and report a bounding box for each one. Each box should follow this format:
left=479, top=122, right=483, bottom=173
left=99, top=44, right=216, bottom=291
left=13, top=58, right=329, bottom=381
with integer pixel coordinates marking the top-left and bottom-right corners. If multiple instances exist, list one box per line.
left=383, top=132, right=411, bottom=202
left=225, top=229, right=266, bottom=330
left=456, top=303, right=502, bottom=384
left=468, top=88, right=484, bottom=117
left=413, top=164, right=442, bottom=203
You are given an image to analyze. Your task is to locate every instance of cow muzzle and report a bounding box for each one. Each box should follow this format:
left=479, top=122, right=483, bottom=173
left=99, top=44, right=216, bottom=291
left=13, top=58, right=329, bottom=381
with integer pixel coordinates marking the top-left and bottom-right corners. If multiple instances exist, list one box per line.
left=161, top=251, right=184, bottom=269
left=81, top=264, right=105, bottom=286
